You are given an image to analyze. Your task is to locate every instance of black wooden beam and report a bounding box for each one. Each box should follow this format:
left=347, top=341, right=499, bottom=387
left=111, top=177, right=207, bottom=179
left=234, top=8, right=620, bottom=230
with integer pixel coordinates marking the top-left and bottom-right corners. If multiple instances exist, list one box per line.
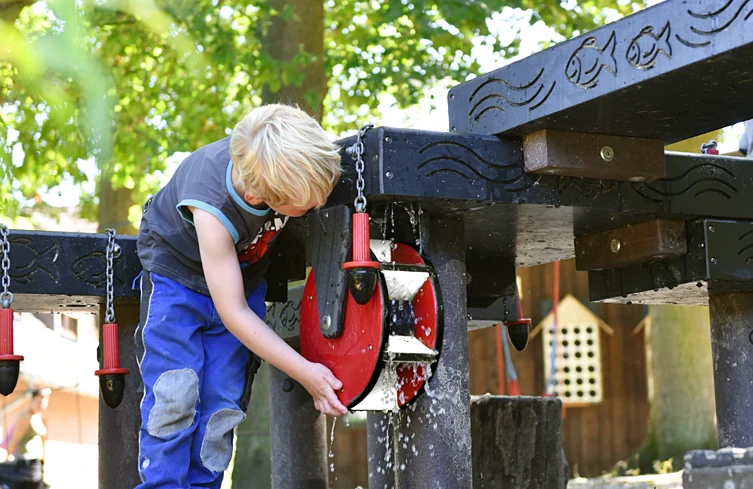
left=448, top=0, right=753, bottom=143
left=589, top=218, right=753, bottom=305
left=10, top=129, right=753, bottom=311
left=347, top=127, right=753, bottom=220
left=4, top=229, right=306, bottom=313
left=5, top=231, right=140, bottom=313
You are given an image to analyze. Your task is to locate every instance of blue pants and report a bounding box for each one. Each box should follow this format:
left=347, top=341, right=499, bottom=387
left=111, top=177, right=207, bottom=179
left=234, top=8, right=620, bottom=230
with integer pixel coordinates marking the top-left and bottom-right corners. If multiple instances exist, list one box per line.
left=134, top=271, right=264, bottom=489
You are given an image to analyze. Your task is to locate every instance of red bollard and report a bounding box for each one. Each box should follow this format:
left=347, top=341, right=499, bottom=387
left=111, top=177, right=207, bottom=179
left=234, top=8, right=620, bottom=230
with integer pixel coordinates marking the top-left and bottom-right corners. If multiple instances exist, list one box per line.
left=0, top=307, right=23, bottom=396
left=95, top=322, right=129, bottom=408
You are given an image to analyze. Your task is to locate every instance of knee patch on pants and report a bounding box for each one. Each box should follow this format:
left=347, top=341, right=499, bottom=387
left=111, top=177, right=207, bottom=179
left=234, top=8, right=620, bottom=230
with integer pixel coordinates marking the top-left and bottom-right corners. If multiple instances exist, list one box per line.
left=147, top=368, right=200, bottom=438
left=200, top=408, right=246, bottom=472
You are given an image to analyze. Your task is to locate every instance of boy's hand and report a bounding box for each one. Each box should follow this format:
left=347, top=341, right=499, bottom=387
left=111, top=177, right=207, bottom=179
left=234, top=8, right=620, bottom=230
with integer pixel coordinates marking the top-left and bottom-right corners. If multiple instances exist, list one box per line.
left=300, top=362, right=349, bottom=417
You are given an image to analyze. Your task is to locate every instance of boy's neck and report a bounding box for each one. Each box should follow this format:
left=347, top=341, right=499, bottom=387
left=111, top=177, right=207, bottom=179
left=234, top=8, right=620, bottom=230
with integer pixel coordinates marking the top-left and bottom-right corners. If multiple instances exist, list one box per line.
left=231, top=165, right=269, bottom=211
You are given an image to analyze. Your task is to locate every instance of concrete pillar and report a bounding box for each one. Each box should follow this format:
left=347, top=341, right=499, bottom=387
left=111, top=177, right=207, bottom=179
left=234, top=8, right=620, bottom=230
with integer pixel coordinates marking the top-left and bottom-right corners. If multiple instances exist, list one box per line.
left=709, top=293, right=753, bottom=447
left=269, top=366, right=328, bottom=489
left=98, top=303, right=141, bottom=489
left=395, top=216, right=472, bottom=489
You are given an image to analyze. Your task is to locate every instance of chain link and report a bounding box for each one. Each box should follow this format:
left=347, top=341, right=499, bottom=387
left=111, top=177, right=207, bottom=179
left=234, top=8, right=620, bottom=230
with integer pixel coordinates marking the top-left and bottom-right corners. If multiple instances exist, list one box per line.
left=352, top=124, right=373, bottom=213
left=105, top=229, right=116, bottom=324
left=0, top=225, right=12, bottom=308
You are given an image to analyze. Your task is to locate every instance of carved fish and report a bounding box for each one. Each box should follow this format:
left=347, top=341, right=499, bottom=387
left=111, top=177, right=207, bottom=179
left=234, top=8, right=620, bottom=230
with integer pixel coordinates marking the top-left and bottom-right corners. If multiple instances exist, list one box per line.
left=627, top=22, right=672, bottom=70
left=72, top=252, right=108, bottom=286
left=7, top=238, right=59, bottom=284
left=565, top=32, right=617, bottom=89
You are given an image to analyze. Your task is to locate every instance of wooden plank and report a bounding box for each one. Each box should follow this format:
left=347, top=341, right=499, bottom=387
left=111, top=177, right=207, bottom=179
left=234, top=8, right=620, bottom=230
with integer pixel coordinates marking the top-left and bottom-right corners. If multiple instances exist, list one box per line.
left=523, top=130, right=665, bottom=182
left=575, top=219, right=686, bottom=271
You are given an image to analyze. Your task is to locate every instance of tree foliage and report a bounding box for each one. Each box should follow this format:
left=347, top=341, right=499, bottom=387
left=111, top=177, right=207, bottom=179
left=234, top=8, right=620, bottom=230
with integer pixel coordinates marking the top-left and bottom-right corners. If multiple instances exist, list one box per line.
left=1, top=0, right=647, bottom=222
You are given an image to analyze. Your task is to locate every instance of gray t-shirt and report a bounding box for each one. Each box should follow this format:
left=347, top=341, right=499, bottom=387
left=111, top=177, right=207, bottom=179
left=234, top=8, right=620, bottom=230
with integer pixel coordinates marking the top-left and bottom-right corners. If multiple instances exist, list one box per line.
left=137, top=137, right=289, bottom=296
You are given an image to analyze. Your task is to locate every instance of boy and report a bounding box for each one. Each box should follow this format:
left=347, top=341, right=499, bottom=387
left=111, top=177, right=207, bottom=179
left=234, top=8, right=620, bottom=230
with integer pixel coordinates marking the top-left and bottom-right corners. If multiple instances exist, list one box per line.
left=134, top=104, right=348, bottom=489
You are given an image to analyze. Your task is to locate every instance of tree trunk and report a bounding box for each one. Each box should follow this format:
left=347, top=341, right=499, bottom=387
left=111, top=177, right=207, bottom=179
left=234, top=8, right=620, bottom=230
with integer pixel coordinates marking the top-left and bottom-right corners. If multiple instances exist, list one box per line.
left=631, top=306, right=717, bottom=473
left=259, top=0, right=327, bottom=119
left=0, top=0, right=34, bottom=22
left=98, top=164, right=138, bottom=235
left=231, top=2, right=325, bottom=488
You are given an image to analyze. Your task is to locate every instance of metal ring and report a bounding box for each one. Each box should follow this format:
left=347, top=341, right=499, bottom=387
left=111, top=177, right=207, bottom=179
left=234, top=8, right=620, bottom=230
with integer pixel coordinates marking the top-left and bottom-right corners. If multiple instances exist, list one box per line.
left=354, top=197, right=367, bottom=212
left=0, top=292, right=13, bottom=309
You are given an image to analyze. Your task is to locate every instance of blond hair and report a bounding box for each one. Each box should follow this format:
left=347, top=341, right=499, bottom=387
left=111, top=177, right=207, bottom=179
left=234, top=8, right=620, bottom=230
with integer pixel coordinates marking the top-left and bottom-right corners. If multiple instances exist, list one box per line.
left=229, top=104, right=342, bottom=208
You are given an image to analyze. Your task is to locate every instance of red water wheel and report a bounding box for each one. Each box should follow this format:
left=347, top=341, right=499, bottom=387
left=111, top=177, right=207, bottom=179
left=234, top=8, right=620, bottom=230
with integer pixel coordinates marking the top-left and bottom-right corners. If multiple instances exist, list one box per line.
left=300, top=243, right=441, bottom=410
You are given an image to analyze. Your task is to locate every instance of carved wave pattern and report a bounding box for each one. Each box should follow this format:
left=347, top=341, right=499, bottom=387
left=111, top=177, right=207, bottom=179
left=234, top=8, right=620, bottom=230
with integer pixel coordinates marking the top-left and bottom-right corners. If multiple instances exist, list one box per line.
left=466, top=68, right=556, bottom=121
left=737, top=229, right=753, bottom=263
left=418, top=140, right=540, bottom=192
left=558, top=178, right=618, bottom=200
left=630, top=163, right=737, bottom=203
left=266, top=300, right=301, bottom=333
left=676, top=0, right=752, bottom=48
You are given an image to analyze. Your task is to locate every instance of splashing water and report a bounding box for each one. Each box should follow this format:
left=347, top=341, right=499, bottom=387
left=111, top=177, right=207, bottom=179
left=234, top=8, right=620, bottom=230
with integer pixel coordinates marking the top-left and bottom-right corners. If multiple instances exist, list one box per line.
left=329, top=417, right=337, bottom=473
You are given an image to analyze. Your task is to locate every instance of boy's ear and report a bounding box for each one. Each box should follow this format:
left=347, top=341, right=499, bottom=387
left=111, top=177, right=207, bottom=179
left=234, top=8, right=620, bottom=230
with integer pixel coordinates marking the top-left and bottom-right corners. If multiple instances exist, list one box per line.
left=244, top=191, right=264, bottom=206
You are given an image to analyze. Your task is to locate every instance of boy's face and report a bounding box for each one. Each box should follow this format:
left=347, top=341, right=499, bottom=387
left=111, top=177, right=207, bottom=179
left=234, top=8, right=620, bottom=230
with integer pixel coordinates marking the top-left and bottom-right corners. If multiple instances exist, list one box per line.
left=244, top=191, right=320, bottom=217
left=269, top=199, right=319, bottom=217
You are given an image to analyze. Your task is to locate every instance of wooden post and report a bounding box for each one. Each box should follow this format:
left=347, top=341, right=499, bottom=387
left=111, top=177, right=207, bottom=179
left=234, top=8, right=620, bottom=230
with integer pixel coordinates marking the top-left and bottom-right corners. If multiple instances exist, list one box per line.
left=269, top=366, right=328, bottom=489
left=367, top=412, right=395, bottom=489
left=394, top=216, right=472, bottom=489
left=709, top=293, right=753, bottom=447
left=471, top=395, right=567, bottom=489
left=98, top=303, right=141, bottom=489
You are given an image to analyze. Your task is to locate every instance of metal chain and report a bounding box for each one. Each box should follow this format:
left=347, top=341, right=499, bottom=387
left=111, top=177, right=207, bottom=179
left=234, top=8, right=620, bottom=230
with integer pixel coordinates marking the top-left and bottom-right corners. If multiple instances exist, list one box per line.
left=105, top=229, right=117, bottom=324
left=351, top=124, right=373, bottom=213
left=0, top=225, right=12, bottom=308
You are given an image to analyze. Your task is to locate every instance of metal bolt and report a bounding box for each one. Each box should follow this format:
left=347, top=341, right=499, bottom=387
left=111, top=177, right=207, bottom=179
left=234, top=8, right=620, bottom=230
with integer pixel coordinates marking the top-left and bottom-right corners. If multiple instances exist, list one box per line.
left=749, top=330, right=753, bottom=345
left=600, top=146, right=615, bottom=162
left=384, top=136, right=392, bottom=143
left=451, top=126, right=457, bottom=132
left=385, top=171, right=393, bottom=179
left=708, top=225, right=715, bottom=232
left=112, top=243, right=122, bottom=258
left=610, top=238, right=621, bottom=253
left=450, top=93, right=455, bottom=99
left=321, top=314, right=332, bottom=330
left=345, top=146, right=356, bottom=157
left=281, top=378, right=294, bottom=393
left=711, top=257, right=718, bottom=265
left=373, top=153, right=379, bottom=160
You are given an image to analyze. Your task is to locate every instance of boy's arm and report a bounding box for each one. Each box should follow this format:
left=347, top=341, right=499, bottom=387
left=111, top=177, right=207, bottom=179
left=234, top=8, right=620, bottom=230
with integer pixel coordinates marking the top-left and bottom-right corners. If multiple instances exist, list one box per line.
left=192, top=208, right=348, bottom=417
